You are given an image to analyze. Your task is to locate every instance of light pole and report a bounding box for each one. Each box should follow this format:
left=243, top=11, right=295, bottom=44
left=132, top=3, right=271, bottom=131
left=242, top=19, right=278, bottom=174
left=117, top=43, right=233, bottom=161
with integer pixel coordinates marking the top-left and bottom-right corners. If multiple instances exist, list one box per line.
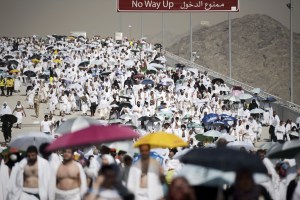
left=190, top=13, right=193, bottom=62
left=128, top=25, right=132, bottom=39
left=119, top=13, right=122, bottom=32
left=162, top=13, right=164, bottom=49
left=141, top=13, right=143, bottom=38
left=287, top=0, right=293, bottom=102
left=228, top=12, right=232, bottom=80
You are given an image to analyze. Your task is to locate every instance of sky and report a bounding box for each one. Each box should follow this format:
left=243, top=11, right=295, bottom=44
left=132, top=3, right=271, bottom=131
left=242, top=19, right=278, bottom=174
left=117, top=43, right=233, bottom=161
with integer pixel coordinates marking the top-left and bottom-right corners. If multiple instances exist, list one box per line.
left=0, top=0, right=299, bottom=39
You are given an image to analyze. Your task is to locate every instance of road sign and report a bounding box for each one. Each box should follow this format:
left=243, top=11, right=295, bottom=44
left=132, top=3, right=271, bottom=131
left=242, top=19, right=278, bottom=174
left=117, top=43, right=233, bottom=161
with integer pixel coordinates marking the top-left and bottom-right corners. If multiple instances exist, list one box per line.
left=117, top=0, right=239, bottom=12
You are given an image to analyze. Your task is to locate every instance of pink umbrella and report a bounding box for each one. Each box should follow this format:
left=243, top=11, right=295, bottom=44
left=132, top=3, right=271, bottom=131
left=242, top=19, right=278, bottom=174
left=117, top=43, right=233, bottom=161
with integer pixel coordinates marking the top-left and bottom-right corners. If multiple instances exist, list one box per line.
left=47, top=125, right=139, bottom=151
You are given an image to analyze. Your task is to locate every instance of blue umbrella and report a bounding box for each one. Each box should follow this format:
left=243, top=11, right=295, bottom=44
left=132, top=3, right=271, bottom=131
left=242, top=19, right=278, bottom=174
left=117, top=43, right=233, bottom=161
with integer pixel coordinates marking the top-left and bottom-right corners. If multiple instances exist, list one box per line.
left=202, top=113, right=219, bottom=124
left=220, top=114, right=237, bottom=122
left=133, top=151, right=164, bottom=165
left=212, top=120, right=229, bottom=127
left=141, top=79, right=154, bottom=85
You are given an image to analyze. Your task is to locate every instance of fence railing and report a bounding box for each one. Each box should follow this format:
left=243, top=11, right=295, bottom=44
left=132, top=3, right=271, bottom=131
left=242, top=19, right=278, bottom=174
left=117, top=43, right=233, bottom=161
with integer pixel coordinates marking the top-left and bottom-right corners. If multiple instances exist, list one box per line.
left=164, top=51, right=300, bottom=114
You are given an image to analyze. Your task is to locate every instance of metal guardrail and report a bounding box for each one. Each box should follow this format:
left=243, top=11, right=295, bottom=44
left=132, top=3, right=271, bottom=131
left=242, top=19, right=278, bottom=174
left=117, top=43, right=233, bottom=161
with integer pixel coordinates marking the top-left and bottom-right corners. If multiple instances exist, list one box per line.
left=165, top=51, right=300, bottom=114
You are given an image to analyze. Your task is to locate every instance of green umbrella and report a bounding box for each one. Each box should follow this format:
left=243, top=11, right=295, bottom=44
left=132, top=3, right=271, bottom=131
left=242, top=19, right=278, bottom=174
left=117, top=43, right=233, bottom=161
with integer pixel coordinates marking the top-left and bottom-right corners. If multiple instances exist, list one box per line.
left=195, top=134, right=213, bottom=142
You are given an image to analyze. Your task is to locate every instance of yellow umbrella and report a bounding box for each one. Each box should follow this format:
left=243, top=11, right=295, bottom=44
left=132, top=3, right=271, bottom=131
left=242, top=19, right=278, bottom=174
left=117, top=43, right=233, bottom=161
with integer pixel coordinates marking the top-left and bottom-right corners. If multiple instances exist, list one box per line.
left=9, top=69, right=20, bottom=73
left=67, top=36, right=76, bottom=40
left=53, top=59, right=62, bottom=64
left=134, top=131, right=188, bottom=149
left=31, top=59, right=40, bottom=63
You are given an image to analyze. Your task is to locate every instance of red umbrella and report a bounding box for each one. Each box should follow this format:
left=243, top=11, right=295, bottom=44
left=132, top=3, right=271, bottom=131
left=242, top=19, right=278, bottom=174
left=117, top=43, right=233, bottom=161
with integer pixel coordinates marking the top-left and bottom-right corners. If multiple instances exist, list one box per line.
left=47, top=125, right=139, bottom=151
left=133, top=74, right=145, bottom=79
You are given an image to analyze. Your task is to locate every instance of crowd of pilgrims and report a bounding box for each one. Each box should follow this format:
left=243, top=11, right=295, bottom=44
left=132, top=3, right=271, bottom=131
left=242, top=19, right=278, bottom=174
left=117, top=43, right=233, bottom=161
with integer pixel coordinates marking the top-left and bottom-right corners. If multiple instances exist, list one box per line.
left=0, top=35, right=300, bottom=200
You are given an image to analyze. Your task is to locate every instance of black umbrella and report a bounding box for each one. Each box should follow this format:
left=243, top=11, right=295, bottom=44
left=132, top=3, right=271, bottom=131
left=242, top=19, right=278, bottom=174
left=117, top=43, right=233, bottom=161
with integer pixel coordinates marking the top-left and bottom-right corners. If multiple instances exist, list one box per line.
left=1, top=114, right=18, bottom=124
left=267, top=140, right=300, bottom=159
left=46, top=46, right=54, bottom=50
left=212, top=78, right=224, bottom=84
left=24, top=70, right=36, bottom=77
left=147, top=116, right=161, bottom=123
left=175, top=63, right=186, bottom=68
left=3, top=55, right=14, bottom=60
left=119, top=102, right=132, bottom=109
left=150, top=60, right=161, bottom=64
left=138, top=116, right=150, bottom=121
left=119, top=95, right=132, bottom=100
left=181, top=148, right=267, bottom=174
left=39, top=74, right=50, bottom=79
left=100, top=71, right=111, bottom=76
left=7, top=60, right=19, bottom=66
left=78, top=61, right=90, bottom=68
left=29, top=54, right=42, bottom=60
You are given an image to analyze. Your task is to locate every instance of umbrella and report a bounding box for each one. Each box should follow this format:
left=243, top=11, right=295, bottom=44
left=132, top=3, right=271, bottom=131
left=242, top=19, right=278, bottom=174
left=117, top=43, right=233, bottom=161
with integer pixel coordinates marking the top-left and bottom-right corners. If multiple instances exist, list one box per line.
left=1, top=114, right=17, bottom=124
left=90, top=60, right=103, bottom=66
left=228, top=95, right=240, bottom=102
left=100, top=71, right=111, bottom=76
left=161, top=77, right=174, bottom=84
left=251, top=88, right=261, bottom=94
left=180, top=148, right=268, bottom=174
left=250, top=108, right=265, bottom=114
left=288, top=131, right=299, bottom=138
left=239, top=93, right=253, bottom=100
left=39, top=74, right=50, bottom=79
left=124, top=60, right=135, bottom=68
left=219, top=114, right=236, bottom=122
left=24, top=70, right=36, bottom=77
left=141, top=79, right=154, bottom=85
left=9, top=132, right=54, bottom=151
left=195, top=134, right=213, bottom=142
left=157, top=110, right=173, bottom=118
left=146, top=66, right=157, bottom=74
left=268, top=140, right=300, bottom=159
left=7, top=60, right=19, bottom=66
left=149, top=63, right=164, bottom=69
left=147, top=116, right=161, bottom=123
left=175, top=63, right=185, bottom=68
left=187, top=123, right=203, bottom=129
left=133, top=74, right=144, bottom=79
left=0, top=62, right=6, bottom=67
left=120, top=114, right=132, bottom=121
left=78, top=61, right=90, bottom=68
left=31, top=59, right=40, bottom=63
left=134, top=131, right=188, bottom=149
left=217, top=134, right=236, bottom=142
left=202, top=130, right=222, bottom=138
left=212, top=78, right=224, bottom=84
left=9, top=69, right=20, bottom=73
left=202, top=113, right=219, bottom=124
left=119, top=95, right=132, bottom=100
left=212, top=120, right=228, bottom=127
left=264, top=97, right=276, bottom=102
left=119, top=102, right=132, bottom=109
left=227, top=141, right=255, bottom=152
left=3, top=55, right=14, bottom=60
left=47, top=125, right=139, bottom=151
left=155, top=57, right=166, bottom=62
left=55, top=116, right=102, bottom=134
left=138, top=116, right=149, bottom=121
left=186, top=68, right=198, bottom=74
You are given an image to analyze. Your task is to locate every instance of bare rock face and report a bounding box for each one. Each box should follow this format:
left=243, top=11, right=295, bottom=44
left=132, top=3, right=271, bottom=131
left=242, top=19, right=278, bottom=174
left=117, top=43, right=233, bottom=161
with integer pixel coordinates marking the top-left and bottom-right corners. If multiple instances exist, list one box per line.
left=167, top=14, right=300, bottom=104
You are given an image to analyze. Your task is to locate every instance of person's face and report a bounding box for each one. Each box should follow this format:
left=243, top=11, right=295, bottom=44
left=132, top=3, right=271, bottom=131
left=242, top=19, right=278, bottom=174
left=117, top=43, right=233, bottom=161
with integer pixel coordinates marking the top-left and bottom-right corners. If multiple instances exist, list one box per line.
left=169, top=151, right=175, bottom=159
left=102, top=156, right=110, bottom=166
left=139, top=145, right=150, bottom=160
left=27, top=152, right=38, bottom=163
left=63, top=149, right=73, bottom=161
left=44, top=116, right=48, bottom=121
left=258, top=152, right=265, bottom=160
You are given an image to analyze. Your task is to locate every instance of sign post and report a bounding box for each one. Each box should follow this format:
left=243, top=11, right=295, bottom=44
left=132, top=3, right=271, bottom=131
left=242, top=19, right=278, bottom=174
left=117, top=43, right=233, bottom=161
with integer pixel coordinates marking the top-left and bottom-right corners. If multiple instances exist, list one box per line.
left=117, top=0, right=239, bottom=12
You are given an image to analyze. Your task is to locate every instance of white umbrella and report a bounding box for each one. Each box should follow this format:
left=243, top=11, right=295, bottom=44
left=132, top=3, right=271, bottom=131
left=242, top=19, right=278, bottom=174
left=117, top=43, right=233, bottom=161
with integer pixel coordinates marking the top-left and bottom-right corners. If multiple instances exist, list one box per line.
left=186, top=68, right=198, bottom=74
left=91, top=60, right=103, bottom=65
left=124, top=59, right=135, bottom=68
left=288, top=131, right=299, bottom=137
left=105, top=140, right=137, bottom=155
left=161, top=77, right=174, bottom=83
left=149, top=63, right=164, bottom=69
left=251, top=88, right=261, bottom=94
left=9, top=132, right=54, bottom=151
left=120, top=114, right=132, bottom=121
left=228, top=96, right=240, bottom=102
left=147, top=66, right=157, bottom=71
left=217, top=134, right=236, bottom=142
left=239, top=93, right=253, bottom=100
left=55, top=116, right=102, bottom=134
left=227, top=141, right=255, bottom=152
left=203, top=130, right=222, bottom=138
left=155, top=57, right=167, bottom=62
left=250, top=108, right=265, bottom=114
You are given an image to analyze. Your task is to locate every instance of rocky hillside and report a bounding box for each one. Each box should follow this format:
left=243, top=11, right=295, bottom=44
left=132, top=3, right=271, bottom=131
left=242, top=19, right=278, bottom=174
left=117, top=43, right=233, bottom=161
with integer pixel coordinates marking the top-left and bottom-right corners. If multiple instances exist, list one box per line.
left=167, top=14, right=300, bottom=105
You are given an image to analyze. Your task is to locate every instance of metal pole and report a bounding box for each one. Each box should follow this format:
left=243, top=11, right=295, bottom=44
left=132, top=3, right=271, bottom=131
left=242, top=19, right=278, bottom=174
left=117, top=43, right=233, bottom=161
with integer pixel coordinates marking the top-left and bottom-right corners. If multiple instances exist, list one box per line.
left=290, top=0, right=294, bottom=102
left=162, top=13, right=164, bottom=49
left=228, top=12, right=232, bottom=80
left=141, top=13, right=143, bottom=38
left=119, top=13, right=122, bottom=32
left=190, top=13, right=193, bottom=62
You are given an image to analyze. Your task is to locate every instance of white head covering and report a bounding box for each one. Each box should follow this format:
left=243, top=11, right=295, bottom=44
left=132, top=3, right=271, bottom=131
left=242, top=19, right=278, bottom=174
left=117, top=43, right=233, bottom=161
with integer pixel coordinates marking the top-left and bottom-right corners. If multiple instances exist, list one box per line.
left=101, top=154, right=115, bottom=165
